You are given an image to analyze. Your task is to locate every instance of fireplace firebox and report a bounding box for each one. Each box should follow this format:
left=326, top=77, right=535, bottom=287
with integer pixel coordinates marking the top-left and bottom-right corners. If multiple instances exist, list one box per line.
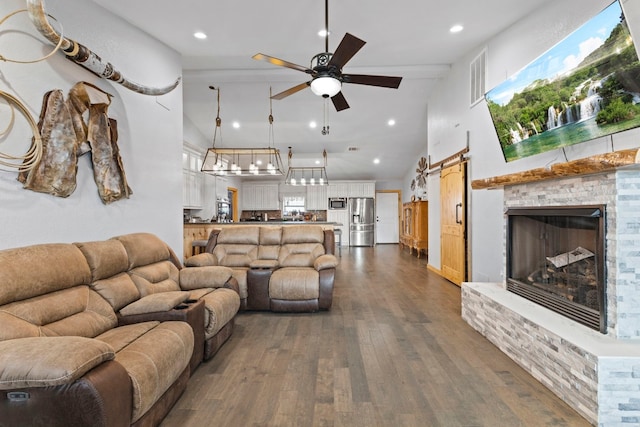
left=506, top=205, right=606, bottom=332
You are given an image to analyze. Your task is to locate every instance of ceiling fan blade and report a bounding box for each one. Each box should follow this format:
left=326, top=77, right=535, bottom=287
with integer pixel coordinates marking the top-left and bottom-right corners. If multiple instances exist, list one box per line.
left=342, top=74, right=403, bottom=89
left=252, top=53, right=313, bottom=74
left=331, top=91, right=350, bottom=111
left=271, top=82, right=311, bottom=100
left=327, top=33, right=366, bottom=69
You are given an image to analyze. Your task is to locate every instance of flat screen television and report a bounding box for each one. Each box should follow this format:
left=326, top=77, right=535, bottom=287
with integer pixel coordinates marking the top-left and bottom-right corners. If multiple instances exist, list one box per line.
left=485, top=0, right=640, bottom=162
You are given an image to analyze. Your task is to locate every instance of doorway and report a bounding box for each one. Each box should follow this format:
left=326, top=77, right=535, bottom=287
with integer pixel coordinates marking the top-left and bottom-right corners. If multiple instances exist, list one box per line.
left=440, top=163, right=467, bottom=286
left=375, top=191, right=400, bottom=244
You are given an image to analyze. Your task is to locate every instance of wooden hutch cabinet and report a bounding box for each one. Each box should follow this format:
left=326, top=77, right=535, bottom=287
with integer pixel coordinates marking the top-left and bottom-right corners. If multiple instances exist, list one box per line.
left=400, top=200, right=428, bottom=258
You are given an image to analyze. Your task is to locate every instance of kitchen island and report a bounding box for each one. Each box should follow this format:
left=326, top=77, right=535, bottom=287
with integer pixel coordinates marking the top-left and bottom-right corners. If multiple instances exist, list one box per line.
left=183, top=222, right=342, bottom=262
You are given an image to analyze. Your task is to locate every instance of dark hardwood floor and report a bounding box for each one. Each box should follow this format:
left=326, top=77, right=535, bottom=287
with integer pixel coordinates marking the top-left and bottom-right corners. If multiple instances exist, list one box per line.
left=162, top=245, right=590, bottom=427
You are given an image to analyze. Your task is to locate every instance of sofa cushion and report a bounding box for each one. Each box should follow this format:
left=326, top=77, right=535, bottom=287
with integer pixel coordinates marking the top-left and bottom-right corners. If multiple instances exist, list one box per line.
left=199, top=288, right=241, bottom=338
left=314, top=254, right=339, bottom=270
left=213, top=244, right=258, bottom=267
left=75, top=239, right=129, bottom=282
left=229, top=268, right=250, bottom=300
left=0, top=244, right=91, bottom=306
left=0, top=286, right=117, bottom=339
left=114, top=232, right=171, bottom=270
left=75, top=240, right=141, bottom=310
left=0, top=336, right=115, bottom=389
left=269, top=268, right=320, bottom=300
left=281, top=225, right=325, bottom=244
left=259, top=226, right=282, bottom=245
left=179, top=266, right=233, bottom=289
left=184, top=253, right=218, bottom=267
left=119, top=291, right=190, bottom=316
left=217, top=226, right=260, bottom=245
left=278, top=243, right=326, bottom=267
left=128, top=261, right=181, bottom=296
left=99, top=321, right=193, bottom=423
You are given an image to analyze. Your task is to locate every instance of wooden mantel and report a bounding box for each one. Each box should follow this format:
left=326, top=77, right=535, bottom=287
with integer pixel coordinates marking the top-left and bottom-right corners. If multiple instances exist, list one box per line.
left=471, top=148, right=640, bottom=190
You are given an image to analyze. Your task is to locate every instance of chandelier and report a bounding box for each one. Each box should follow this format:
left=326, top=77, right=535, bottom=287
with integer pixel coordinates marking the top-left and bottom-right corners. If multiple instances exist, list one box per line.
left=285, top=147, right=329, bottom=186
left=201, top=86, right=284, bottom=176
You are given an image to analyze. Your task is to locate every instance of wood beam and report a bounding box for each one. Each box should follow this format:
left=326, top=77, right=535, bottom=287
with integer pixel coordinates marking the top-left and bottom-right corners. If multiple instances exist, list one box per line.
left=471, top=148, right=640, bottom=190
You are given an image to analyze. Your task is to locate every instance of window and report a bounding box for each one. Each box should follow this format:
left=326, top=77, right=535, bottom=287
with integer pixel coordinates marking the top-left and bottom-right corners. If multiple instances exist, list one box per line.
left=283, top=196, right=305, bottom=217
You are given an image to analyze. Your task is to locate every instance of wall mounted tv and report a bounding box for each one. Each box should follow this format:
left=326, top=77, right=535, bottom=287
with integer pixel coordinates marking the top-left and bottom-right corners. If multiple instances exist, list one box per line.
left=485, top=1, right=640, bottom=162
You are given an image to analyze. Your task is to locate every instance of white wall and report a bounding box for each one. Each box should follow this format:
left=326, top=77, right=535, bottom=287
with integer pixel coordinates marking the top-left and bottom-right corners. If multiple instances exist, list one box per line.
left=0, top=0, right=183, bottom=253
left=427, top=0, right=640, bottom=282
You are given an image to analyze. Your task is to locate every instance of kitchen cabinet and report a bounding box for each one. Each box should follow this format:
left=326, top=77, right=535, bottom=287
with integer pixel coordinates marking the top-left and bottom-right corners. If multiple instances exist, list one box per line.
left=242, top=182, right=279, bottom=210
left=327, top=182, right=350, bottom=198
left=327, top=181, right=375, bottom=198
left=348, top=182, right=375, bottom=198
left=183, top=146, right=204, bottom=208
left=306, top=185, right=327, bottom=210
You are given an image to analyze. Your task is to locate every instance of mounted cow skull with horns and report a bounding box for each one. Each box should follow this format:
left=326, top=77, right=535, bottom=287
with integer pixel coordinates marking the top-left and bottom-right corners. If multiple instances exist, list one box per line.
left=26, top=0, right=180, bottom=96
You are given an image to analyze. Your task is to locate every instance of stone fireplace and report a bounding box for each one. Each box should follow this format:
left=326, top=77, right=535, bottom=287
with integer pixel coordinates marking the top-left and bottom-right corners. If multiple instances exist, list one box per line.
left=462, top=169, right=640, bottom=426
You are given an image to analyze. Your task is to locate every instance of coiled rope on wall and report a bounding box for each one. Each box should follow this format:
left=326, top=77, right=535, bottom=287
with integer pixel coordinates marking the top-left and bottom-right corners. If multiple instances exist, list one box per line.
left=0, top=9, right=63, bottom=172
left=0, top=90, right=42, bottom=172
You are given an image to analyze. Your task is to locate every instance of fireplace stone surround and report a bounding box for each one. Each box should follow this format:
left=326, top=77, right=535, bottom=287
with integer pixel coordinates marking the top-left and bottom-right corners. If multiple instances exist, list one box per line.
left=462, top=169, right=640, bottom=425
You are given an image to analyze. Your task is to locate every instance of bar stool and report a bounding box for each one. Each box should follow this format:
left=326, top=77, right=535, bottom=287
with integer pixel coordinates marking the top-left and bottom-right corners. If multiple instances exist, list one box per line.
left=191, top=239, right=209, bottom=256
left=333, top=228, right=342, bottom=257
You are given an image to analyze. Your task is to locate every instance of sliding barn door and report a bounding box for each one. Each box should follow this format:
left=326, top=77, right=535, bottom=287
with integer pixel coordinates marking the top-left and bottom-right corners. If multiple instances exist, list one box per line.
left=440, top=162, right=467, bottom=286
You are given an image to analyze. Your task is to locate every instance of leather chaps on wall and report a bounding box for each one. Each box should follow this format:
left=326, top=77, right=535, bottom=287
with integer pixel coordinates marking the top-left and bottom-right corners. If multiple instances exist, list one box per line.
left=19, top=82, right=132, bottom=204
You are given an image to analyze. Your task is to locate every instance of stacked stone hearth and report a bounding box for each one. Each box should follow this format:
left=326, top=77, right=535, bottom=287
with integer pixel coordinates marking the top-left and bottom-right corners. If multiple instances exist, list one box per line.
left=462, top=169, right=640, bottom=426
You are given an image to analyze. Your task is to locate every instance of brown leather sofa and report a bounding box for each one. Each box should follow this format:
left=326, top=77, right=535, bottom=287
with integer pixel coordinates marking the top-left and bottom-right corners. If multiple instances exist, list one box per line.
left=0, top=233, right=240, bottom=427
left=185, top=225, right=338, bottom=312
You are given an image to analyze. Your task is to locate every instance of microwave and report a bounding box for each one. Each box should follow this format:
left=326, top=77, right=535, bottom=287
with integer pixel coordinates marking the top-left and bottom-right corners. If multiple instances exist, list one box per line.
left=328, top=197, right=347, bottom=209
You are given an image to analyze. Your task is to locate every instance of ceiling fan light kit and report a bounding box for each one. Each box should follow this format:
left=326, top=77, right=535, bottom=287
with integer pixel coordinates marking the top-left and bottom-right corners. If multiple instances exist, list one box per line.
left=310, top=76, right=341, bottom=98
left=252, top=0, right=402, bottom=112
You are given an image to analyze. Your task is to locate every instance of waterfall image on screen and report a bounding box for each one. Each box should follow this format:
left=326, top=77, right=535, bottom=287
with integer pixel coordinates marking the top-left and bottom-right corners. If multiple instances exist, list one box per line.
left=485, top=1, right=640, bottom=162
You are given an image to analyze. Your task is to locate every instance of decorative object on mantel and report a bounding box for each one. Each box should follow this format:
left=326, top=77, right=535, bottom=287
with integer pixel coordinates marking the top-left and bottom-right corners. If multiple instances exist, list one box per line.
left=201, top=86, right=284, bottom=176
left=471, top=147, right=640, bottom=190
left=285, top=147, right=329, bottom=186
left=26, top=0, right=180, bottom=96
left=18, top=82, right=132, bottom=204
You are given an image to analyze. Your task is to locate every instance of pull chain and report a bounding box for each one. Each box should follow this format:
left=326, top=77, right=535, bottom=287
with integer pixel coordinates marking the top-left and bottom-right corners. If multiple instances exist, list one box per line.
left=321, top=98, right=330, bottom=135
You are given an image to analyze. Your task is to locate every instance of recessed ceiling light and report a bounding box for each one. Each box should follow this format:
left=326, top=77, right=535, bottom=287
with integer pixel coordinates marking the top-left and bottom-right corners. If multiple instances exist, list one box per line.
left=193, top=31, right=207, bottom=39
left=388, top=119, right=396, bottom=126
left=373, top=158, right=380, bottom=164
left=318, top=29, right=330, bottom=37
left=315, top=160, right=321, bottom=165
left=309, top=121, right=317, bottom=128
left=450, top=24, right=464, bottom=33
left=232, top=121, right=240, bottom=129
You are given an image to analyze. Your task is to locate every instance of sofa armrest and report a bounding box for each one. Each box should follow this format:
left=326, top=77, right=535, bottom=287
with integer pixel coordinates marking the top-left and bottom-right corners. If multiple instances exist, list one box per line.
left=314, top=254, right=339, bottom=271
left=179, top=266, right=234, bottom=290
left=0, top=337, right=115, bottom=389
left=184, top=253, right=218, bottom=267
left=119, top=291, right=190, bottom=316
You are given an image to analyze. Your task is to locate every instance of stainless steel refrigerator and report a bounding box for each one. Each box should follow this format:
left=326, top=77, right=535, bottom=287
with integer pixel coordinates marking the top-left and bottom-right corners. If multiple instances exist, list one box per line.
left=349, top=197, right=375, bottom=247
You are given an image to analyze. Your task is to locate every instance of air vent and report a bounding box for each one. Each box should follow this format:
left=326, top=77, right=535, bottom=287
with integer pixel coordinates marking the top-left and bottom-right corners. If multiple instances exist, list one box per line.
left=347, top=147, right=359, bottom=152
left=470, top=48, right=487, bottom=107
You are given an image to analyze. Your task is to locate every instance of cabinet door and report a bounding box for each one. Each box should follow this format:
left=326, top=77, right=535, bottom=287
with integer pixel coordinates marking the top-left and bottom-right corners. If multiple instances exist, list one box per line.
left=306, top=185, right=327, bottom=210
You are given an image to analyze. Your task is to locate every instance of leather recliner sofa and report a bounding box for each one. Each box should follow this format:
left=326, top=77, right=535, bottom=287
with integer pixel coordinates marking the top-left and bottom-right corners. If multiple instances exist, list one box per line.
left=0, top=232, right=240, bottom=426
left=185, top=225, right=338, bottom=312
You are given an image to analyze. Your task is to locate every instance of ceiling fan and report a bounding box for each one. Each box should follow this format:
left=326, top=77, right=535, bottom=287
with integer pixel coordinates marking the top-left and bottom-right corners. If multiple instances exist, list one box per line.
left=252, top=0, right=402, bottom=112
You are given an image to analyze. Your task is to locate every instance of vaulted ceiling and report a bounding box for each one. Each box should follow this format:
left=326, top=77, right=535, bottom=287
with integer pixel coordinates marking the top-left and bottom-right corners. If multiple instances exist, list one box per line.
left=91, top=0, right=552, bottom=181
